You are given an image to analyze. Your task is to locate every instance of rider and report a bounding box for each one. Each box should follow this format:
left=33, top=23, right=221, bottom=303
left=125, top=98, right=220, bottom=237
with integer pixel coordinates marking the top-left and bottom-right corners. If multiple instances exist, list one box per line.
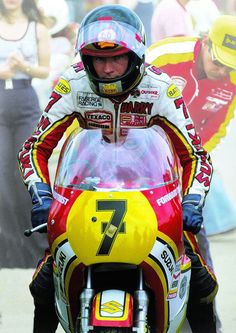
left=18, top=4, right=218, bottom=333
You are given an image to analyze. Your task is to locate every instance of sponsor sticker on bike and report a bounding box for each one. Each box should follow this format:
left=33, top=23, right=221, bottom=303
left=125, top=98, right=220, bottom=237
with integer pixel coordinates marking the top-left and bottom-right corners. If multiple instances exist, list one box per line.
left=179, top=276, right=187, bottom=299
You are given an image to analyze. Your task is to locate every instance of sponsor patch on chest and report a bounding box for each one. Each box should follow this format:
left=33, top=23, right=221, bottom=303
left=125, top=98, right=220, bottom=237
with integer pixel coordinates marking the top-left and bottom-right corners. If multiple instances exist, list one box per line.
left=77, top=93, right=104, bottom=108
left=139, top=88, right=160, bottom=99
left=85, top=111, right=113, bottom=131
left=120, top=114, right=147, bottom=127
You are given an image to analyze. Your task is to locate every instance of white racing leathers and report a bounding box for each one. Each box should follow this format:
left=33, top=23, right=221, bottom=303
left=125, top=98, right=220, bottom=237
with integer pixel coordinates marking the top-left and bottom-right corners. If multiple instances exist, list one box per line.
left=18, top=63, right=212, bottom=203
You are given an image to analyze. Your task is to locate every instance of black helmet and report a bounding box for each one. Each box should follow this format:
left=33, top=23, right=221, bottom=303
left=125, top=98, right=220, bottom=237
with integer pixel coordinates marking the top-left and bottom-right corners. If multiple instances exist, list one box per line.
left=76, top=4, right=146, bottom=97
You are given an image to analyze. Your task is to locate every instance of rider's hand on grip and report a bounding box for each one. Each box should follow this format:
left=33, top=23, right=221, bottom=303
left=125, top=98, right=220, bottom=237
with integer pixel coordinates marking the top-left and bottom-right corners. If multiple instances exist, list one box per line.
left=182, top=194, right=203, bottom=234
left=29, top=182, right=53, bottom=232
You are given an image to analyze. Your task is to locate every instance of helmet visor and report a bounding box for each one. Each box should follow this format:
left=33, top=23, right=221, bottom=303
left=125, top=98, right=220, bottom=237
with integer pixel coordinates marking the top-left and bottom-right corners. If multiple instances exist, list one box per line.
left=77, top=20, right=146, bottom=59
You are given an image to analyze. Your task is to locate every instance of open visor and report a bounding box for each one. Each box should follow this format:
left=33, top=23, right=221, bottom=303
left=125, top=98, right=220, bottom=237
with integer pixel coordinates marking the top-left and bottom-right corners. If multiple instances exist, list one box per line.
left=76, top=20, right=146, bottom=59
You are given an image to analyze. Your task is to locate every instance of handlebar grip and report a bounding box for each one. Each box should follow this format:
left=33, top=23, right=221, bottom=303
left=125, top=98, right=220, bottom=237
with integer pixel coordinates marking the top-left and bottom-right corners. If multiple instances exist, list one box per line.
left=24, top=229, right=33, bottom=237
left=24, top=223, right=48, bottom=236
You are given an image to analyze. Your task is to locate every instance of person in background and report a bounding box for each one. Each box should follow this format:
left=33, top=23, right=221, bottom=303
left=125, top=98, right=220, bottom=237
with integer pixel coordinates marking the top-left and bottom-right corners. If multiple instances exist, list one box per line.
left=147, top=15, right=236, bottom=332
left=151, top=0, right=215, bottom=266
left=151, top=0, right=194, bottom=43
left=36, top=0, right=80, bottom=169
left=83, top=0, right=117, bottom=12
left=212, top=0, right=225, bottom=12
left=133, top=0, right=155, bottom=46
left=0, top=0, right=50, bottom=268
left=18, top=4, right=218, bottom=332
left=186, top=0, right=220, bottom=36
left=225, top=0, right=236, bottom=14
left=65, top=0, right=85, bottom=22
left=149, top=9, right=236, bottom=237
left=35, top=0, right=78, bottom=109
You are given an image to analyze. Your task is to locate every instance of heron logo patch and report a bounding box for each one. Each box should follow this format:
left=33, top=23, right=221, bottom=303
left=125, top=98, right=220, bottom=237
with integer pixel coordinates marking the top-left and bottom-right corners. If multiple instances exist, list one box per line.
left=55, top=79, right=71, bottom=94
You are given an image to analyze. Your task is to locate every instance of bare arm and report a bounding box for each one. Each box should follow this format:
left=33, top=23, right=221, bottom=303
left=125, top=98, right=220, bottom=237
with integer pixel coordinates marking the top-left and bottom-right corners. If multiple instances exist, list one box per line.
left=9, top=23, right=51, bottom=79
left=0, top=60, right=16, bottom=80
left=32, top=23, right=51, bottom=78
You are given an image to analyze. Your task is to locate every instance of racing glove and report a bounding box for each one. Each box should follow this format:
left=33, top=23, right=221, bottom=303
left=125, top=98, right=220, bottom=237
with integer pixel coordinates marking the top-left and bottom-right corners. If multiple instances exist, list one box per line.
left=182, top=194, right=203, bottom=234
left=29, top=182, right=53, bottom=232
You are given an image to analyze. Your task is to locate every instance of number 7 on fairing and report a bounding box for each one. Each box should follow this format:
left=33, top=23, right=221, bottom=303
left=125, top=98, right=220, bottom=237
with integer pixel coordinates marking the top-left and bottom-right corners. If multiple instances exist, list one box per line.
left=96, top=200, right=127, bottom=256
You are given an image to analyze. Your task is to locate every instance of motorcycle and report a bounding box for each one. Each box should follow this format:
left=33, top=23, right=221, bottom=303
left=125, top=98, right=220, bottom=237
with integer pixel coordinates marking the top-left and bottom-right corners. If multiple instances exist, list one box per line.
left=27, top=125, right=191, bottom=333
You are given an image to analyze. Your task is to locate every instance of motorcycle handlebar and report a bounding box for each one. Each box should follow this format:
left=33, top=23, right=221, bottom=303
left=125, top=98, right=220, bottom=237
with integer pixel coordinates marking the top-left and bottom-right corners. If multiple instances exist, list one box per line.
left=24, top=223, right=48, bottom=237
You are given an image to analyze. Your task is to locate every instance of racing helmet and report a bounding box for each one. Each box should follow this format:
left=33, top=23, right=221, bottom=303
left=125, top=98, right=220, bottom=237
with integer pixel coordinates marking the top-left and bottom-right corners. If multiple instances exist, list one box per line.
left=76, top=4, right=146, bottom=97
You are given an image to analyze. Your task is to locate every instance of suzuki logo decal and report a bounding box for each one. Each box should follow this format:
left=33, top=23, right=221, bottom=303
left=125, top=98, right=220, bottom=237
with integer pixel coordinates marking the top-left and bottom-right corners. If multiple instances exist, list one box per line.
left=101, top=300, right=123, bottom=314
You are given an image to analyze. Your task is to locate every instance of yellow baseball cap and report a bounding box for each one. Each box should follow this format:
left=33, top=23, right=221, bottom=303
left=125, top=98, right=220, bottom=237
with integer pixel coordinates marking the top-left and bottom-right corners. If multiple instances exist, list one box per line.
left=209, top=15, right=236, bottom=70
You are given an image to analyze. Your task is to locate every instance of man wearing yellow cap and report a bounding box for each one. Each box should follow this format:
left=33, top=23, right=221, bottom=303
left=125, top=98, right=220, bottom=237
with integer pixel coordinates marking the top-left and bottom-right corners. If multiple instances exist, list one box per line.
left=147, top=15, right=236, bottom=149
left=147, top=15, right=236, bottom=333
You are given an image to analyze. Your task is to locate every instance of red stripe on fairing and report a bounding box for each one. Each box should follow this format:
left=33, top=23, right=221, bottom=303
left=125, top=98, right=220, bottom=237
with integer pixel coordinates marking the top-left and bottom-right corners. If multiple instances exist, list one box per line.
left=68, top=263, right=86, bottom=329
left=140, top=261, right=167, bottom=332
left=48, top=187, right=83, bottom=246
left=33, top=116, right=76, bottom=183
left=142, top=181, right=184, bottom=256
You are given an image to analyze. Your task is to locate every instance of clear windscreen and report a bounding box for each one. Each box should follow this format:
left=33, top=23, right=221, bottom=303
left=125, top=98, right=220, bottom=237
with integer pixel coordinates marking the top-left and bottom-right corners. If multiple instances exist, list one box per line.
left=55, top=126, right=179, bottom=191
left=76, top=20, right=146, bottom=59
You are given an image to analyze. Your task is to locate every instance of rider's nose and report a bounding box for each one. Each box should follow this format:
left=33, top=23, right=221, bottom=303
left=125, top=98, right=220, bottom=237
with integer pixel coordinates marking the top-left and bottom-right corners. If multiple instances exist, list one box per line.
left=103, top=60, right=114, bottom=73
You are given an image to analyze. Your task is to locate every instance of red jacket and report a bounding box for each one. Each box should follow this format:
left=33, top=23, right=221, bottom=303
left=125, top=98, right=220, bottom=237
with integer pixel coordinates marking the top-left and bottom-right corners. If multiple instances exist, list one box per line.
left=147, top=36, right=236, bottom=151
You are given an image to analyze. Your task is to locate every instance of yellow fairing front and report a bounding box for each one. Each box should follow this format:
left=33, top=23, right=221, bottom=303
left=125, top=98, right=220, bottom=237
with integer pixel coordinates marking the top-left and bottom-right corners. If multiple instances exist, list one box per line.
left=66, top=191, right=158, bottom=265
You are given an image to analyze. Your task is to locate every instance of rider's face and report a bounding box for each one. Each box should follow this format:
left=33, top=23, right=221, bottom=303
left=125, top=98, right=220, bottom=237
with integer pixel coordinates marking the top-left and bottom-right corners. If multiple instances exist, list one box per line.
left=92, top=54, right=129, bottom=79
